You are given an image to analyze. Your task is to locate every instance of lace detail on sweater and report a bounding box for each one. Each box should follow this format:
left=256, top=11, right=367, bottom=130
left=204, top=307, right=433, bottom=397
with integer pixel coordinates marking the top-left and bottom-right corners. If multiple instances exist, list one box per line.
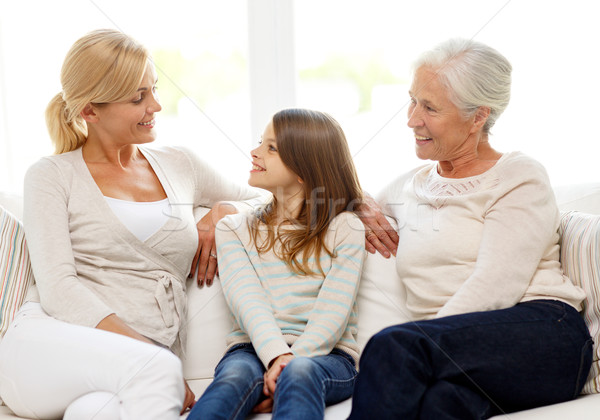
left=415, top=168, right=500, bottom=209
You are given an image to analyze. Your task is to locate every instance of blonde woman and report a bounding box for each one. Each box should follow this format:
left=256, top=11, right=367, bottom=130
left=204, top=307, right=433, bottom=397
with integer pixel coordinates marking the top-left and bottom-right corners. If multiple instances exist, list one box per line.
left=0, top=29, right=259, bottom=419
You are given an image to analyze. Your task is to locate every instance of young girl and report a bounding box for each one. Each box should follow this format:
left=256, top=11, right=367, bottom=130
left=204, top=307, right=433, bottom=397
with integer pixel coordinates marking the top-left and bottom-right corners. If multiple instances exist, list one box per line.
left=188, top=109, right=366, bottom=420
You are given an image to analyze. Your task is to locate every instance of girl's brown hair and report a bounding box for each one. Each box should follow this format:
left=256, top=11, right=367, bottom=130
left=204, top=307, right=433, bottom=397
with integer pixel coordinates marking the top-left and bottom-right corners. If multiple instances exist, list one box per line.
left=250, top=108, right=363, bottom=276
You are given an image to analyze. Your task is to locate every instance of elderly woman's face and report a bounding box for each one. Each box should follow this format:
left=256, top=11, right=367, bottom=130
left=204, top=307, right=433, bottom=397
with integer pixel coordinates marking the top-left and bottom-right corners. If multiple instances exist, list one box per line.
left=407, top=66, right=478, bottom=162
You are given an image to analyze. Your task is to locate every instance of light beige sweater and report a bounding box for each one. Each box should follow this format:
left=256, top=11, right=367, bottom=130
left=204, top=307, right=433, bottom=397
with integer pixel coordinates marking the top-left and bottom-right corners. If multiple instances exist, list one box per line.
left=377, top=151, right=586, bottom=320
left=23, top=146, right=260, bottom=355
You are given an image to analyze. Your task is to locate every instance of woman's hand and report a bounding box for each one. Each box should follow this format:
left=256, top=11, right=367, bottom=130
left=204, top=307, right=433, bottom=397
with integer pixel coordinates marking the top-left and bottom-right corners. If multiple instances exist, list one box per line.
left=189, top=202, right=237, bottom=287
left=181, top=381, right=196, bottom=414
left=357, top=195, right=399, bottom=258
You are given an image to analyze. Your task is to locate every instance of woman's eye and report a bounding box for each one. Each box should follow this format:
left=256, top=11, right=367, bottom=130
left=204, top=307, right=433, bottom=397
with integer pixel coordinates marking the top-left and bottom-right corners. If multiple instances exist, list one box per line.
left=133, top=95, right=143, bottom=104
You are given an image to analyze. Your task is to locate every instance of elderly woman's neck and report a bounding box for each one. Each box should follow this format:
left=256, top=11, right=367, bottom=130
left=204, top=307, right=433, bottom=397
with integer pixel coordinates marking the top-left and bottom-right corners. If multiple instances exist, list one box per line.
left=437, top=138, right=503, bottom=179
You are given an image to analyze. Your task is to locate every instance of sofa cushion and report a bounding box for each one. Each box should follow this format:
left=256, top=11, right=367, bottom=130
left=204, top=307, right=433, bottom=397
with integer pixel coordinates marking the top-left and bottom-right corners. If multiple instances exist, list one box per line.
left=0, top=207, right=34, bottom=339
left=559, top=211, right=600, bottom=394
left=355, top=249, right=409, bottom=349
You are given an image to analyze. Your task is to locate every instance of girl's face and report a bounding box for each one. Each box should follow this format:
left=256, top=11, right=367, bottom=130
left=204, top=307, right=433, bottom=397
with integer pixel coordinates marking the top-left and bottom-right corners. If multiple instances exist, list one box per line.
left=89, top=64, right=161, bottom=147
left=249, top=120, right=303, bottom=196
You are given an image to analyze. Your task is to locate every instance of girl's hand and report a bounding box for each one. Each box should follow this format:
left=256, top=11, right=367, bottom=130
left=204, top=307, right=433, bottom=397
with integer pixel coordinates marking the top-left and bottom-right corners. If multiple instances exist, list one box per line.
left=263, top=353, right=295, bottom=397
left=252, top=397, right=274, bottom=414
left=356, top=195, right=399, bottom=258
left=189, top=202, right=237, bottom=286
left=181, top=381, right=196, bottom=414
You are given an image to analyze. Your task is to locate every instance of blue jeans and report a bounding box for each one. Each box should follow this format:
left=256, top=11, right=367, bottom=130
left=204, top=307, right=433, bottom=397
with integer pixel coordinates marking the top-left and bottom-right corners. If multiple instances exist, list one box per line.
left=348, top=300, right=593, bottom=420
left=188, top=344, right=357, bottom=420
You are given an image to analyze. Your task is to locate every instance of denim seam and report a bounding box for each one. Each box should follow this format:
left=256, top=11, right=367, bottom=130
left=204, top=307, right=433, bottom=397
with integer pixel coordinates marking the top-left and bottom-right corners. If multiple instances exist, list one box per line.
left=230, top=377, right=264, bottom=420
left=573, top=338, right=594, bottom=399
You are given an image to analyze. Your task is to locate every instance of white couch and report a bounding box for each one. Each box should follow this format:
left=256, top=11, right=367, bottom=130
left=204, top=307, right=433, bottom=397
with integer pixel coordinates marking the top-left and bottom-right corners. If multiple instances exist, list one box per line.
left=1, top=183, right=600, bottom=419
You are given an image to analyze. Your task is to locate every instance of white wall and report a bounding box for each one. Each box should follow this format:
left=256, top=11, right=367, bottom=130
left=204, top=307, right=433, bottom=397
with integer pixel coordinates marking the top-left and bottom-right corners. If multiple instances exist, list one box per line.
left=0, top=1, right=598, bottom=195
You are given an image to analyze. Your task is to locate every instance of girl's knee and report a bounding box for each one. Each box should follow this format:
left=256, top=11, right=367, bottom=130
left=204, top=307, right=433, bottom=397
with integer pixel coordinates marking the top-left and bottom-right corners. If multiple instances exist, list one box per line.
left=279, top=357, right=316, bottom=383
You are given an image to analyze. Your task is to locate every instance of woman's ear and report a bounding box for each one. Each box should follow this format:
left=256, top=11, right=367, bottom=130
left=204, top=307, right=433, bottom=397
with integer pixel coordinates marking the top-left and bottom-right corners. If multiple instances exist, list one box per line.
left=80, top=103, right=99, bottom=123
left=471, top=106, right=491, bottom=132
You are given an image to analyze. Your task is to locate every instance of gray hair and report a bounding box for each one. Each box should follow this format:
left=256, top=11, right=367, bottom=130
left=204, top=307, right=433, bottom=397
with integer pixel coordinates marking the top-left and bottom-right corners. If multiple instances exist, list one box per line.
left=413, top=38, right=512, bottom=134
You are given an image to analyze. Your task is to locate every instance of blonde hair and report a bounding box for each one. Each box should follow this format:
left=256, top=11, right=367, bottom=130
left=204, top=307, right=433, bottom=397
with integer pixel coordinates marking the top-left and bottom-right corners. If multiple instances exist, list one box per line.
left=46, top=29, right=149, bottom=154
left=250, top=108, right=363, bottom=276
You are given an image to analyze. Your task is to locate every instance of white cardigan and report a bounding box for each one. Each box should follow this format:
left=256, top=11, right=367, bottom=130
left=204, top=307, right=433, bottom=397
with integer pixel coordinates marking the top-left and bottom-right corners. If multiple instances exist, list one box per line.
left=23, top=146, right=259, bottom=355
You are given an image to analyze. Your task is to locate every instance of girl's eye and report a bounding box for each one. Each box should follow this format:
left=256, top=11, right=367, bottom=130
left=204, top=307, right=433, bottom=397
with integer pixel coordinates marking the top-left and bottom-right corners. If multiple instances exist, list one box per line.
left=269, top=145, right=277, bottom=152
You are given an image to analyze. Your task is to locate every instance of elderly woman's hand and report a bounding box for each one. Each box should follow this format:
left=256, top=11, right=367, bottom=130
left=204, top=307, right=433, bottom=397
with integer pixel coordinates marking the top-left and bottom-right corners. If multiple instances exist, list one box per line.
left=357, top=195, right=399, bottom=258
left=190, top=201, right=237, bottom=287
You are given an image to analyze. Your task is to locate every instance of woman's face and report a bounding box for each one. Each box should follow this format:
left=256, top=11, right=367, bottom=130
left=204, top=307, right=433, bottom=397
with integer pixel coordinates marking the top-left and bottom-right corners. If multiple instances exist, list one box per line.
left=407, top=66, right=478, bottom=162
left=91, top=64, right=162, bottom=146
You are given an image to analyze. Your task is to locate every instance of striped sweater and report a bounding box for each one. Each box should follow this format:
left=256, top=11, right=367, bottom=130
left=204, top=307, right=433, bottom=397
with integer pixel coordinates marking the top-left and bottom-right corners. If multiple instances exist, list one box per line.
left=215, top=211, right=365, bottom=368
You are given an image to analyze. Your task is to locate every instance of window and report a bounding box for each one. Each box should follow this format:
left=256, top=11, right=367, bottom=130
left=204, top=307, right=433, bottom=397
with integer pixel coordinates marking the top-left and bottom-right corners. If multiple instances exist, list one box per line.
left=1, top=1, right=598, bottom=194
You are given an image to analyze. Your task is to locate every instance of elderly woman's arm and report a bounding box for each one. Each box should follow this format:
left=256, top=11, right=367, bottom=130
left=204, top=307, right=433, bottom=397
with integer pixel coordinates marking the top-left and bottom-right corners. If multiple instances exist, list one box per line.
left=356, top=194, right=399, bottom=257
left=436, top=160, right=562, bottom=318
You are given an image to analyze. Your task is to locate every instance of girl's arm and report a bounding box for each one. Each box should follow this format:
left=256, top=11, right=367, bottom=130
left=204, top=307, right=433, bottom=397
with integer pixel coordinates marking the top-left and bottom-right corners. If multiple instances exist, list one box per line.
left=215, top=214, right=291, bottom=368
left=290, top=212, right=366, bottom=357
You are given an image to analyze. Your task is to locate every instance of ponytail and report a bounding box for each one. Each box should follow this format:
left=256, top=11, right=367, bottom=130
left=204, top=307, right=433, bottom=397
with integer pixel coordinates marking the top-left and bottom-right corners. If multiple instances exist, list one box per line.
left=46, top=29, right=149, bottom=155
left=45, top=92, right=87, bottom=154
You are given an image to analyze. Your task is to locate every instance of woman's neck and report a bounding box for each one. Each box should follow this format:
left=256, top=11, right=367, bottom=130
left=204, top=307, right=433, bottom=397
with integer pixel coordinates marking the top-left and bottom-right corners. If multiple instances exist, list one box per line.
left=437, top=137, right=502, bottom=178
left=82, top=138, right=141, bottom=168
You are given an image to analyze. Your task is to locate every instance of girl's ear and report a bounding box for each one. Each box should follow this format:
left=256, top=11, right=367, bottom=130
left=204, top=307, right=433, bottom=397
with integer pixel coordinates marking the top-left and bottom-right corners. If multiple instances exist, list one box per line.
left=297, top=177, right=304, bottom=185
left=80, top=103, right=99, bottom=123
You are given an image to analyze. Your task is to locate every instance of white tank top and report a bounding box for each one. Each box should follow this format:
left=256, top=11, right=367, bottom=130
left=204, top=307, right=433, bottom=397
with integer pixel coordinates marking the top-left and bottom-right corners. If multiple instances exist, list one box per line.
left=104, top=197, right=171, bottom=241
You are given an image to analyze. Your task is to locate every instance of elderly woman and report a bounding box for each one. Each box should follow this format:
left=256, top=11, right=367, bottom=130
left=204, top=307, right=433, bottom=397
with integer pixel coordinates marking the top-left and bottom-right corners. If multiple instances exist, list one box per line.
left=350, top=39, right=593, bottom=419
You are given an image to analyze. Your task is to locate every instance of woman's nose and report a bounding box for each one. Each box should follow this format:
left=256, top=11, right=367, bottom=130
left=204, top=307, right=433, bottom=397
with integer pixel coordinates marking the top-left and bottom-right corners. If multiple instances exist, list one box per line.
left=148, top=92, right=162, bottom=113
left=407, top=107, right=423, bottom=128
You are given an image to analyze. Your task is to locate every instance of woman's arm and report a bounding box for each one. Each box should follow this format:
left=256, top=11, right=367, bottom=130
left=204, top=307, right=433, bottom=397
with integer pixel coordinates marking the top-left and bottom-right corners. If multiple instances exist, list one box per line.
left=23, top=159, right=114, bottom=327
left=437, top=161, right=559, bottom=317
left=181, top=147, right=267, bottom=284
left=356, top=194, right=398, bottom=257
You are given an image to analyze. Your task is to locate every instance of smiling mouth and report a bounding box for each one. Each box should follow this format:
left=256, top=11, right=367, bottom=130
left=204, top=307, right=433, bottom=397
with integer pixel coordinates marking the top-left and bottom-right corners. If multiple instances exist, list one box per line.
left=251, top=164, right=265, bottom=171
left=415, top=135, right=432, bottom=141
left=139, top=119, right=155, bottom=127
